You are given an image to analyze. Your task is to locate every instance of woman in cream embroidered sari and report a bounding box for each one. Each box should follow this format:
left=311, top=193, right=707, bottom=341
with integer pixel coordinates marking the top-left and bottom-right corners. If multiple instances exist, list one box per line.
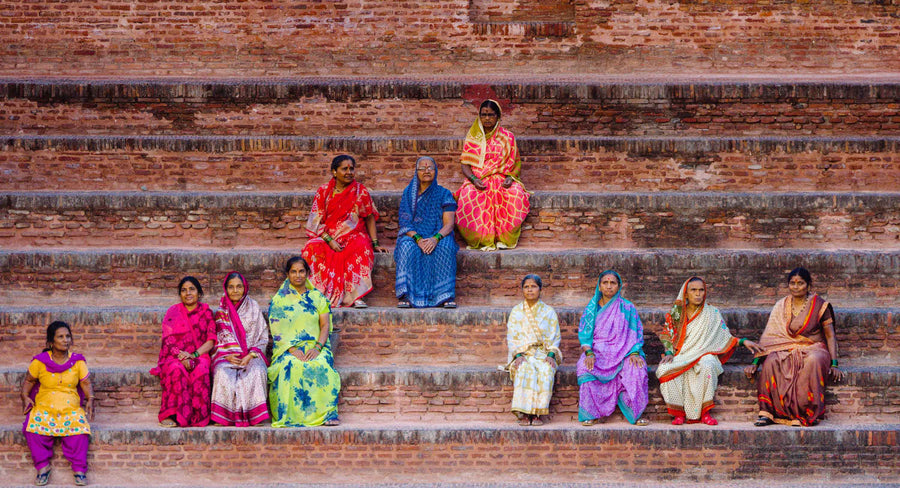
left=745, top=267, right=843, bottom=426
left=506, top=274, right=561, bottom=426
left=656, top=277, right=763, bottom=425
left=455, top=99, right=530, bottom=251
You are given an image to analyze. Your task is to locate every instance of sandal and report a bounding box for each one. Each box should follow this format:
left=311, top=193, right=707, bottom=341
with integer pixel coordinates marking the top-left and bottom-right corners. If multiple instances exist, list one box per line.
left=397, top=301, right=411, bottom=308
left=635, top=418, right=650, bottom=426
left=74, top=472, right=87, bottom=486
left=443, top=301, right=457, bottom=309
left=754, top=416, right=775, bottom=427
left=159, top=418, right=177, bottom=428
left=581, top=418, right=601, bottom=427
left=671, top=416, right=686, bottom=426
left=35, top=467, right=50, bottom=486
left=323, top=419, right=340, bottom=426
left=352, top=300, right=368, bottom=309
left=701, top=413, right=718, bottom=426
left=530, top=415, right=544, bottom=426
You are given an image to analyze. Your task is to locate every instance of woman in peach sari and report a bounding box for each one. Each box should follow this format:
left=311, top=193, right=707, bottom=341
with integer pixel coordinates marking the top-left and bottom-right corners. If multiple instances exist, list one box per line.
left=455, top=100, right=530, bottom=251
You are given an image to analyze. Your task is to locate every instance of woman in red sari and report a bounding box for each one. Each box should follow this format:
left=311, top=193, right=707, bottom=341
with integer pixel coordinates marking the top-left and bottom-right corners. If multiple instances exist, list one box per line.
left=455, top=99, right=530, bottom=250
left=150, top=276, right=216, bottom=427
left=302, top=155, right=387, bottom=308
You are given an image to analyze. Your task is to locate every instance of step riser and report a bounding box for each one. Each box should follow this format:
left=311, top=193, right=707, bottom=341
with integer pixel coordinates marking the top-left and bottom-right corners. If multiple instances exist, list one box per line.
left=4, top=85, right=900, bottom=136
left=4, top=192, right=900, bottom=250
left=4, top=138, right=898, bottom=192
left=1, top=369, right=895, bottom=423
left=2, top=250, right=900, bottom=308
left=1, top=427, right=897, bottom=484
left=2, top=0, right=899, bottom=76
left=2, top=310, right=896, bottom=367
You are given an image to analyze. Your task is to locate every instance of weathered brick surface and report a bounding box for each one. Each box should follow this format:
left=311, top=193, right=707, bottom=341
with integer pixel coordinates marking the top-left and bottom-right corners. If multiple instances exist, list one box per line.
left=3, top=307, right=896, bottom=367
left=3, top=80, right=900, bottom=136
left=3, top=136, right=898, bottom=192
left=2, top=249, right=899, bottom=308
left=0, top=367, right=896, bottom=424
left=3, top=191, right=900, bottom=250
left=1, top=1, right=900, bottom=76
left=0, top=424, right=898, bottom=484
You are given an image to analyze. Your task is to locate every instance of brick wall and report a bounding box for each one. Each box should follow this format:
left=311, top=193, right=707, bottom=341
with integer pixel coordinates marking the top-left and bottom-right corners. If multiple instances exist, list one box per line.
left=1, top=1, right=899, bottom=76
left=3, top=136, right=899, bottom=192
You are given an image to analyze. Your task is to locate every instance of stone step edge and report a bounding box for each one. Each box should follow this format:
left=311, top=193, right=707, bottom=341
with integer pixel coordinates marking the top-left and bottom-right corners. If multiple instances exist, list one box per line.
left=0, top=484, right=894, bottom=488
left=2, top=365, right=896, bottom=385
left=6, top=190, right=900, bottom=206
left=3, top=77, right=900, bottom=97
left=5, top=134, right=900, bottom=154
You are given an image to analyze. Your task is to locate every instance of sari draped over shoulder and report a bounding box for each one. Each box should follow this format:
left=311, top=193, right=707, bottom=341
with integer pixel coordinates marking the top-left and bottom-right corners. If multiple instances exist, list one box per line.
left=267, top=279, right=340, bottom=427
left=455, top=102, right=530, bottom=250
left=211, top=272, right=270, bottom=426
left=755, top=294, right=834, bottom=426
left=150, top=302, right=216, bottom=427
left=394, top=162, right=459, bottom=307
left=302, top=179, right=379, bottom=306
left=655, top=278, right=738, bottom=420
left=506, top=300, right=561, bottom=416
left=576, top=271, right=648, bottom=423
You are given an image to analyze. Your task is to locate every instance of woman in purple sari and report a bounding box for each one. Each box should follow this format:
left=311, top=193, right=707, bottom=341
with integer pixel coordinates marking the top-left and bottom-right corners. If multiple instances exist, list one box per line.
left=20, top=321, right=94, bottom=486
left=577, top=270, right=649, bottom=426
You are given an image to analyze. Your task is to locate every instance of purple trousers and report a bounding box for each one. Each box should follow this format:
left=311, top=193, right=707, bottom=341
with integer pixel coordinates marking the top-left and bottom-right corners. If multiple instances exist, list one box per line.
left=24, top=432, right=89, bottom=472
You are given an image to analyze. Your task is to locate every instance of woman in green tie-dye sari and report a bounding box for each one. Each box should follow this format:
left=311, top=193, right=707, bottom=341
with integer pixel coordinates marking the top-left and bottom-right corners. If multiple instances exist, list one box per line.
left=267, top=256, right=341, bottom=427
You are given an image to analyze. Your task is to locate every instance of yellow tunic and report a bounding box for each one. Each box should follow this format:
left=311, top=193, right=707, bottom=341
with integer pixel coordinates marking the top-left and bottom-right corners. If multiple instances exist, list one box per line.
left=506, top=300, right=562, bottom=415
left=25, top=358, right=91, bottom=436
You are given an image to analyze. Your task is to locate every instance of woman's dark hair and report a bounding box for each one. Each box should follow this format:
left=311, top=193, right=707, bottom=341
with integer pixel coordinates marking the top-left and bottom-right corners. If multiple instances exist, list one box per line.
left=521, top=274, right=543, bottom=289
left=177, top=276, right=204, bottom=297
left=687, top=276, right=705, bottom=286
left=331, top=154, right=356, bottom=172
left=284, top=256, right=311, bottom=275
left=43, top=321, right=72, bottom=352
left=479, top=99, right=501, bottom=117
left=788, top=267, right=812, bottom=286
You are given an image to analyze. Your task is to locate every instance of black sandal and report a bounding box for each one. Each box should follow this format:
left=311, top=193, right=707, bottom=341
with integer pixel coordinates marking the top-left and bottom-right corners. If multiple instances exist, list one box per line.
left=754, top=416, right=774, bottom=427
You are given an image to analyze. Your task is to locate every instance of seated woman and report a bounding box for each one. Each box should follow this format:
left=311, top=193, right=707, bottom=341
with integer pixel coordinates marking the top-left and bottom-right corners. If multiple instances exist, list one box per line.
left=20, top=321, right=93, bottom=486
left=455, top=99, right=530, bottom=251
left=505, top=274, right=561, bottom=426
left=577, top=270, right=649, bottom=426
left=150, top=276, right=216, bottom=427
left=746, top=267, right=843, bottom=427
left=267, top=256, right=341, bottom=427
left=302, top=154, right=387, bottom=308
left=394, top=156, right=459, bottom=308
left=211, top=272, right=270, bottom=426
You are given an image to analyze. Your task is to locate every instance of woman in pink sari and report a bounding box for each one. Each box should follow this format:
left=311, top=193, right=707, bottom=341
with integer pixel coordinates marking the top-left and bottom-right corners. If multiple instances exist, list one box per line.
left=150, top=276, right=216, bottom=427
left=211, top=272, right=270, bottom=426
left=455, top=100, right=530, bottom=250
left=302, top=154, right=387, bottom=308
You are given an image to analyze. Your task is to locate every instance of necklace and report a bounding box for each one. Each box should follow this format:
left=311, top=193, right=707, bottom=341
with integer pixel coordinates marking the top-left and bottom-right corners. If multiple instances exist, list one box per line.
left=791, top=295, right=810, bottom=317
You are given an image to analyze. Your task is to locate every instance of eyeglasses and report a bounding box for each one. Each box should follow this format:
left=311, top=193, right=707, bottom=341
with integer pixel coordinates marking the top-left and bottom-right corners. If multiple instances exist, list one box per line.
left=416, top=167, right=435, bottom=172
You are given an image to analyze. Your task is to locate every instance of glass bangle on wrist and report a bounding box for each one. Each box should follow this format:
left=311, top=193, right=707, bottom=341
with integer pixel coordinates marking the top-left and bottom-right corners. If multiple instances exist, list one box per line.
left=752, top=357, right=761, bottom=365
left=831, top=359, right=838, bottom=367
left=738, top=338, right=746, bottom=346
left=371, top=238, right=379, bottom=247
left=413, top=233, right=422, bottom=242
left=323, top=234, right=333, bottom=243
left=433, top=233, right=443, bottom=242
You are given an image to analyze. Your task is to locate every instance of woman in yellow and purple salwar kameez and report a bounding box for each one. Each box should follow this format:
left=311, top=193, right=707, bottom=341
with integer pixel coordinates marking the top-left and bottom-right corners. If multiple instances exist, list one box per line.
left=505, top=274, right=561, bottom=426
left=455, top=99, right=530, bottom=251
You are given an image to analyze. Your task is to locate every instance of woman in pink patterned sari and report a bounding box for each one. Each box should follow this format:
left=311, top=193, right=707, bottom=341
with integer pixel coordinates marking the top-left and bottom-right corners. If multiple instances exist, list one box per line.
left=455, top=100, right=530, bottom=250
left=302, top=155, right=387, bottom=308
left=150, top=276, right=216, bottom=427
left=211, top=272, right=270, bottom=426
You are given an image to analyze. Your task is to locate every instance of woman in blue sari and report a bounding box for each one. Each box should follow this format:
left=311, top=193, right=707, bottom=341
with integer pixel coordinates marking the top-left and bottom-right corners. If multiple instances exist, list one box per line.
left=394, top=156, right=459, bottom=308
left=577, top=270, right=649, bottom=426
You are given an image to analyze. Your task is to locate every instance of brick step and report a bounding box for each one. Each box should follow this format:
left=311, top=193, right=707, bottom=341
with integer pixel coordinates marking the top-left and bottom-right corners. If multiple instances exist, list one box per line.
left=0, top=421, right=897, bottom=485
left=0, top=365, right=897, bottom=425
left=4, top=191, right=900, bottom=251
left=2, top=307, right=896, bottom=368
left=4, top=135, right=899, bottom=192
left=3, top=79, right=900, bottom=136
left=4, top=484, right=890, bottom=488
left=1, top=0, right=898, bottom=76
left=2, top=248, right=899, bottom=308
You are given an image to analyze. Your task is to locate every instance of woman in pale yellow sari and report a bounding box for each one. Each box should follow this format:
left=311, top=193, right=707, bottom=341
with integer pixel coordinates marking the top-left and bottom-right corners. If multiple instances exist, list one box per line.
left=506, top=274, right=561, bottom=426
